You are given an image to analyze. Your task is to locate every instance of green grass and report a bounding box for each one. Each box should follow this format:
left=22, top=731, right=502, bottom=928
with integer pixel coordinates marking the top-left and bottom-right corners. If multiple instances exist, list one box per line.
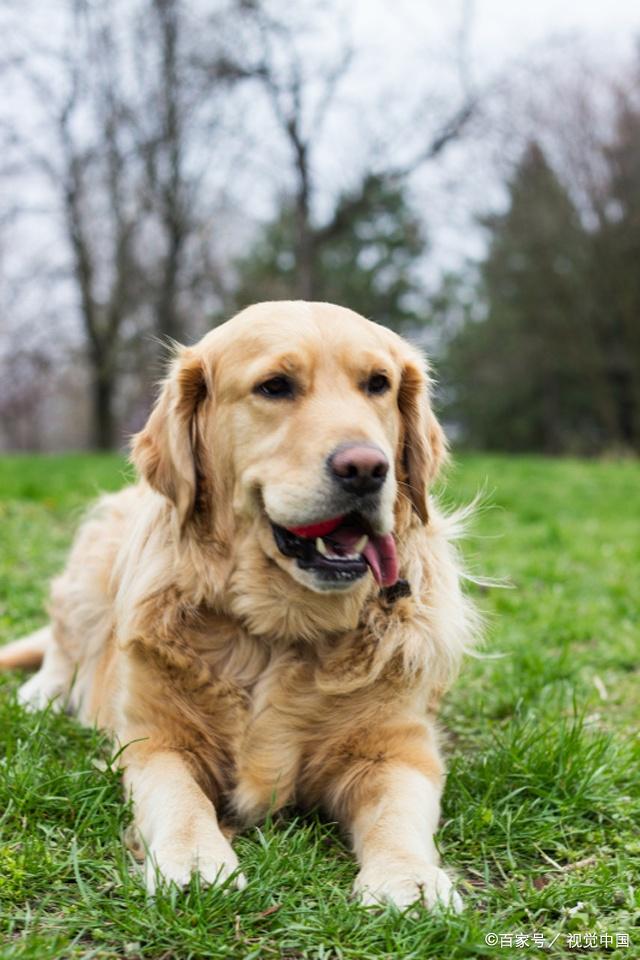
left=0, top=453, right=638, bottom=959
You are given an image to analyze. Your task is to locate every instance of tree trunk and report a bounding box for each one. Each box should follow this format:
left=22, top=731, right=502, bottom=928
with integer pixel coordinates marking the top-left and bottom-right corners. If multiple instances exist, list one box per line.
left=292, top=135, right=315, bottom=300
left=154, top=0, right=186, bottom=344
left=295, top=194, right=314, bottom=300
left=156, top=227, right=184, bottom=343
left=92, top=369, right=115, bottom=450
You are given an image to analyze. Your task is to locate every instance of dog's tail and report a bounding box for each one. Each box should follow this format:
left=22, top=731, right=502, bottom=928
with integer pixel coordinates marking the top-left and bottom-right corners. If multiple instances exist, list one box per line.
left=0, top=625, right=51, bottom=671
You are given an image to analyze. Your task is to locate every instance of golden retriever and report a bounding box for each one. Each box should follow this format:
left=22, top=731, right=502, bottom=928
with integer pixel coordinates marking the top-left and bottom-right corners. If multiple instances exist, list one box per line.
left=0, top=300, right=478, bottom=909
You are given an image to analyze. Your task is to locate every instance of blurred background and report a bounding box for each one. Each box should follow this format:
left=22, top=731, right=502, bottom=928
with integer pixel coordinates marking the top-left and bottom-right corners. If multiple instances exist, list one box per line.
left=0, top=0, right=638, bottom=455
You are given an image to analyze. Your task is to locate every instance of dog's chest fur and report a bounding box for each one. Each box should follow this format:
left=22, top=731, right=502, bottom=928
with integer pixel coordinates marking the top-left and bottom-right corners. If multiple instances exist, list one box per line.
left=172, top=606, right=405, bottom=824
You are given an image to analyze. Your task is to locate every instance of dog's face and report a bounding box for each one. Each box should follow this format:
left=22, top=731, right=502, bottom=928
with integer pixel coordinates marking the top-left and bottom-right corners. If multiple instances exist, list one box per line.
left=133, top=302, right=446, bottom=595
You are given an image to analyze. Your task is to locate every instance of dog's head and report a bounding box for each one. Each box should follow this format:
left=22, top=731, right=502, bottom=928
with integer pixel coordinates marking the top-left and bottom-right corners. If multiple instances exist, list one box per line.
left=132, top=301, right=447, bottom=596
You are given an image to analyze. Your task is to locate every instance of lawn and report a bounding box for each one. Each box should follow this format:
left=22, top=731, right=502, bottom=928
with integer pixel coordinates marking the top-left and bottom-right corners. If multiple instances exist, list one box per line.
left=0, top=453, right=638, bottom=960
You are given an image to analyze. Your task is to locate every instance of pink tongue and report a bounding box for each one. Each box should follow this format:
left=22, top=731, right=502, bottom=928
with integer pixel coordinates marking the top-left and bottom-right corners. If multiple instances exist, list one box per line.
left=329, top=528, right=399, bottom=588
left=363, top=534, right=398, bottom=587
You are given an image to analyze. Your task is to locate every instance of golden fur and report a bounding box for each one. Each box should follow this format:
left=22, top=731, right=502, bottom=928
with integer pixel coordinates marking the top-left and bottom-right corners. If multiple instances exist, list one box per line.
left=0, top=301, right=479, bottom=908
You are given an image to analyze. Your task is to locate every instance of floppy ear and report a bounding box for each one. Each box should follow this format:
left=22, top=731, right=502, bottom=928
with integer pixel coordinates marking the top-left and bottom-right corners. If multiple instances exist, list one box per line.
left=131, top=347, right=207, bottom=528
left=397, top=349, right=448, bottom=523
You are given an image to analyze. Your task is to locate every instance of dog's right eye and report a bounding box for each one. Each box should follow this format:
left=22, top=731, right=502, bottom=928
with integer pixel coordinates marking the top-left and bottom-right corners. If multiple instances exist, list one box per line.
left=255, top=376, right=295, bottom=399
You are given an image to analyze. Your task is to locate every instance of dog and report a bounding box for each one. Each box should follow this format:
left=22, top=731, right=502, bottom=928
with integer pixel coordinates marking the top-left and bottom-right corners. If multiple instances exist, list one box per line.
left=0, top=300, right=478, bottom=909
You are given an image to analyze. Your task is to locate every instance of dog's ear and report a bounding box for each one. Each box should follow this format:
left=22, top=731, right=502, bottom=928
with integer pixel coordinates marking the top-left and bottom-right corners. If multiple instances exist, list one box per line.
left=397, top=347, right=448, bottom=523
left=131, top=347, right=207, bottom=528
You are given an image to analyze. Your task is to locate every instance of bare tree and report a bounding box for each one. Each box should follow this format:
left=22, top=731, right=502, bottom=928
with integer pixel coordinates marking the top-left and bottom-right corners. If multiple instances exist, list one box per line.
left=1, top=0, right=241, bottom=448
left=249, top=14, right=353, bottom=299
left=207, top=0, right=477, bottom=300
left=2, top=3, right=147, bottom=448
left=134, top=0, right=246, bottom=344
left=60, top=39, right=144, bottom=447
left=142, top=0, right=190, bottom=343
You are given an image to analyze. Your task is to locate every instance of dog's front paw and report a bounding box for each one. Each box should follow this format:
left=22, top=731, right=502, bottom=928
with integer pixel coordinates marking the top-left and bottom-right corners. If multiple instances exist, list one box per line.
left=17, top=673, right=65, bottom=713
left=144, top=831, right=246, bottom=895
left=353, top=860, right=463, bottom=913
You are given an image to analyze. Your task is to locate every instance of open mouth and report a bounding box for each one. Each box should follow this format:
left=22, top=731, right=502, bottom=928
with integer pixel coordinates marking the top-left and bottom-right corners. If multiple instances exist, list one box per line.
left=270, top=512, right=399, bottom=588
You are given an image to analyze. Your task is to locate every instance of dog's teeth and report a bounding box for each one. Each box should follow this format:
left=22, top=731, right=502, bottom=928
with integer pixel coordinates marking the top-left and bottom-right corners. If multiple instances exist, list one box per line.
left=354, top=535, right=369, bottom=554
left=316, top=538, right=328, bottom=556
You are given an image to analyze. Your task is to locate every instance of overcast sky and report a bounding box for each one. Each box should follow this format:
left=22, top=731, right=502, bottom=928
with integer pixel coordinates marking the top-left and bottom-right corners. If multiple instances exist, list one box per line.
left=366, top=0, right=640, bottom=73
left=465, top=0, right=637, bottom=60
left=521, top=1, right=637, bottom=48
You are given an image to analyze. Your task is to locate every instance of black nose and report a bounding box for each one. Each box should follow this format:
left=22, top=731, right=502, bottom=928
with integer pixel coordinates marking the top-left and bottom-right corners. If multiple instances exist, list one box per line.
left=328, top=443, right=389, bottom=496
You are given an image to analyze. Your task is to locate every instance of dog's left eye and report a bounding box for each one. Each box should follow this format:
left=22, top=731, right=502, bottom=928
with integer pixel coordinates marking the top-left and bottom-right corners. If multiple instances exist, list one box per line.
left=364, top=373, right=390, bottom=396
left=256, top=376, right=295, bottom=399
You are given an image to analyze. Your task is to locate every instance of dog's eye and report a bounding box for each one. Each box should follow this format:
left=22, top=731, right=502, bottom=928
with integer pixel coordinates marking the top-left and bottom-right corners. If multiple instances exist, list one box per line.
left=364, top=373, right=390, bottom=396
left=256, top=376, right=295, bottom=399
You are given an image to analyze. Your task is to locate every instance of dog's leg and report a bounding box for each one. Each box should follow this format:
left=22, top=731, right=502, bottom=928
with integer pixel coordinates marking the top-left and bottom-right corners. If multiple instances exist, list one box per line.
left=123, top=747, right=246, bottom=894
left=348, top=761, right=462, bottom=911
left=319, top=724, right=462, bottom=912
left=0, top=625, right=51, bottom=671
left=16, top=627, right=74, bottom=712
